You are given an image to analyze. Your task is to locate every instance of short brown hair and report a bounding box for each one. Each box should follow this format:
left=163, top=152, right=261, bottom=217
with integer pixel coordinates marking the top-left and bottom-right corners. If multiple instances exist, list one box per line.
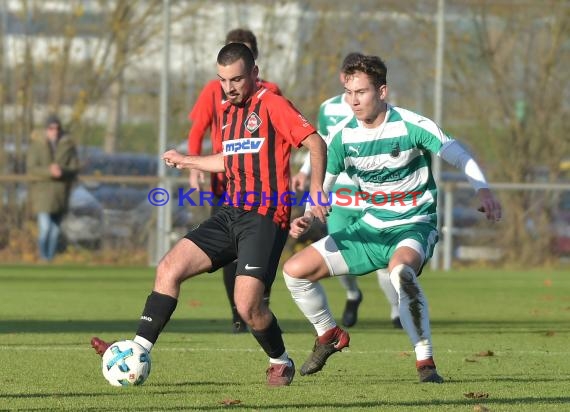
left=225, top=28, right=258, bottom=59
left=342, top=54, right=387, bottom=88
left=341, top=52, right=364, bottom=71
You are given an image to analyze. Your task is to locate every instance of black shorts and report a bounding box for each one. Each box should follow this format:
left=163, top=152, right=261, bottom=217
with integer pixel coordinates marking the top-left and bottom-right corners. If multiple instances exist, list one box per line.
left=184, top=206, right=288, bottom=287
left=210, top=194, right=225, bottom=217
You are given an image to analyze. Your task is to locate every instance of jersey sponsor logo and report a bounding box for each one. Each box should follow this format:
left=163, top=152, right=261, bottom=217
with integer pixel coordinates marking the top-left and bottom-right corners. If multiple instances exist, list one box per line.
left=245, top=112, right=262, bottom=133
left=140, top=316, right=153, bottom=322
left=368, top=167, right=404, bottom=183
left=222, top=138, right=265, bottom=155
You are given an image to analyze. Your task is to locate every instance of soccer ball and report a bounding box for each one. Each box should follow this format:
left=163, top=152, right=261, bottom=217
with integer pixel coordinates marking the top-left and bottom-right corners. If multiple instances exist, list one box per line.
left=101, top=340, right=151, bottom=387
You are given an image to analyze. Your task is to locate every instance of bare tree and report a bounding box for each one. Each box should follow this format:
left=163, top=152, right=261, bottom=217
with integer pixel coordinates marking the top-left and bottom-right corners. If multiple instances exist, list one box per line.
left=445, top=0, right=570, bottom=263
left=68, top=0, right=164, bottom=141
left=103, top=0, right=131, bottom=154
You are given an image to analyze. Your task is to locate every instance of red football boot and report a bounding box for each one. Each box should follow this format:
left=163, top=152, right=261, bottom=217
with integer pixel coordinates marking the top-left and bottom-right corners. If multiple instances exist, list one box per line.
left=90, top=336, right=112, bottom=356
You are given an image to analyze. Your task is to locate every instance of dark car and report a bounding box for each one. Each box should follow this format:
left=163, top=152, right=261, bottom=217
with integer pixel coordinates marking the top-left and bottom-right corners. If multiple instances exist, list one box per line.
left=61, top=184, right=104, bottom=248
left=62, top=150, right=194, bottom=250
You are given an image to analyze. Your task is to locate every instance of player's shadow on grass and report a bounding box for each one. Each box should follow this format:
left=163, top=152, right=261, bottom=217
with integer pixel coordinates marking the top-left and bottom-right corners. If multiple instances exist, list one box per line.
left=0, top=318, right=567, bottom=334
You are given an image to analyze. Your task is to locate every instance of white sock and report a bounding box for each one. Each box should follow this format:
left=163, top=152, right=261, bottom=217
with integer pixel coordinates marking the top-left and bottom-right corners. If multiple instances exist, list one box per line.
left=283, top=271, right=336, bottom=336
left=133, top=336, right=154, bottom=352
left=377, top=268, right=399, bottom=319
left=270, top=351, right=292, bottom=366
left=414, top=339, right=433, bottom=361
left=337, top=275, right=361, bottom=300
left=389, top=264, right=433, bottom=359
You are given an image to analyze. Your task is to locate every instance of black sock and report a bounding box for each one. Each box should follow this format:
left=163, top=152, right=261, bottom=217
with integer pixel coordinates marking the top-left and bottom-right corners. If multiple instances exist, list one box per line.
left=251, top=315, right=286, bottom=358
left=135, top=291, right=178, bottom=344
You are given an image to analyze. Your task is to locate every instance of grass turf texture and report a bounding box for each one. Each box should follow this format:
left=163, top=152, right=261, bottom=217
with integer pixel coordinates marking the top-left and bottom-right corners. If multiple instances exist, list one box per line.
left=0, top=265, right=569, bottom=411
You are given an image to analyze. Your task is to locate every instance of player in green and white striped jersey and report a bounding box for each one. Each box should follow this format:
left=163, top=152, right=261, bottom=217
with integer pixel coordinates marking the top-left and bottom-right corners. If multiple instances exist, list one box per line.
left=284, top=54, right=502, bottom=383
left=291, top=53, right=400, bottom=329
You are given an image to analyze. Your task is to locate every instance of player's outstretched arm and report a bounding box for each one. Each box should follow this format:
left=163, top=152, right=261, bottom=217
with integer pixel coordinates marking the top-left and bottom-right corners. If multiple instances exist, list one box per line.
left=162, top=150, right=224, bottom=172
left=301, top=133, right=330, bottom=222
left=476, top=188, right=502, bottom=222
left=439, top=140, right=501, bottom=222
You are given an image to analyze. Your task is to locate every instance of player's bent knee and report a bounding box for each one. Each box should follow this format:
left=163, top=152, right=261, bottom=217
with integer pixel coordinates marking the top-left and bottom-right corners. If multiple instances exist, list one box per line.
left=155, top=259, right=186, bottom=289
left=282, top=258, right=304, bottom=278
left=390, top=264, right=417, bottom=285
left=234, top=303, right=253, bottom=324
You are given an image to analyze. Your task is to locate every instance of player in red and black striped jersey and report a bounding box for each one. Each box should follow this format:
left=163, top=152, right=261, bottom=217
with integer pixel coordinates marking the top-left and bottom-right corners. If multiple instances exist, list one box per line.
left=188, top=78, right=280, bottom=195
left=187, top=28, right=281, bottom=195
left=187, top=29, right=282, bottom=333
left=218, top=88, right=313, bottom=228
left=100, top=42, right=328, bottom=387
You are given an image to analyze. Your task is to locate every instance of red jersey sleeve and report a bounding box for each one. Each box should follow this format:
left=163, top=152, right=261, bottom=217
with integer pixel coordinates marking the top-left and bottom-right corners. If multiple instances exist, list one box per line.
left=265, top=94, right=316, bottom=148
left=187, top=80, right=220, bottom=155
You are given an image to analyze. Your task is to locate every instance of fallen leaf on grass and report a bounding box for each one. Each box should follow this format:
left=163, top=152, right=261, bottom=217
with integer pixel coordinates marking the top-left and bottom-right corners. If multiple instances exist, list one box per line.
left=464, top=392, right=489, bottom=399
left=475, top=350, right=494, bottom=357
left=219, top=398, right=241, bottom=406
left=188, top=300, right=202, bottom=307
left=398, top=352, right=411, bottom=357
left=545, top=331, right=556, bottom=337
left=473, top=404, right=490, bottom=411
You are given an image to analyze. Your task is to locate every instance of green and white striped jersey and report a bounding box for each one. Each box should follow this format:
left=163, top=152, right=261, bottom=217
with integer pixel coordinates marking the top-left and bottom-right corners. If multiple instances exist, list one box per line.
left=317, top=94, right=352, bottom=137
left=317, top=94, right=361, bottom=209
left=327, top=104, right=453, bottom=228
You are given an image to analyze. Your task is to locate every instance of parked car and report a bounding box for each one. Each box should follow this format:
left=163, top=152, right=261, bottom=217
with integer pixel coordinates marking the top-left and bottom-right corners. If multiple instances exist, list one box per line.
left=61, top=184, right=104, bottom=248
left=62, top=149, right=194, bottom=250
left=440, top=170, right=570, bottom=259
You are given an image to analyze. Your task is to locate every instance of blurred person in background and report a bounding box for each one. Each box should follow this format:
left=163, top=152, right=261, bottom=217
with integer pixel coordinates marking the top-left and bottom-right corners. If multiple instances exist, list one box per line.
left=187, top=28, right=282, bottom=333
left=291, top=52, right=401, bottom=329
left=26, top=114, right=79, bottom=261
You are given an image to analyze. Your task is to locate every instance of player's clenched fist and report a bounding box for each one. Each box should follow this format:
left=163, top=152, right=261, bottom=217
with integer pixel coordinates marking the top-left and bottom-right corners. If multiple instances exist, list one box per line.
left=162, top=149, right=185, bottom=169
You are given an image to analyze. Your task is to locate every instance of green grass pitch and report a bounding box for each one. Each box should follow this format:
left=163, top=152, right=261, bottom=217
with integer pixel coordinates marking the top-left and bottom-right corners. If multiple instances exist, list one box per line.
left=0, top=265, right=569, bottom=411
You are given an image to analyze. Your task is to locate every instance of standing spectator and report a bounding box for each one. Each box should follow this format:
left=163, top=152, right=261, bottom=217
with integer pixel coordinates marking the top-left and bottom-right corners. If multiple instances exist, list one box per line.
left=284, top=54, right=502, bottom=383
left=188, top=28, right=281, bottom=333
left=291, top=52, right=401, bottom=329
left=26, top=115, right=79, bottom=261
left=91, top=43, right=329, bottom=386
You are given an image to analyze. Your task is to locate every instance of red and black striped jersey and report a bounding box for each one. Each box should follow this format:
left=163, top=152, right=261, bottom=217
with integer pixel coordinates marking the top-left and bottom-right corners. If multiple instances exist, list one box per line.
left=219, top=87, right=316, bottom=228
left=188, top=79, right=282, bottom=196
